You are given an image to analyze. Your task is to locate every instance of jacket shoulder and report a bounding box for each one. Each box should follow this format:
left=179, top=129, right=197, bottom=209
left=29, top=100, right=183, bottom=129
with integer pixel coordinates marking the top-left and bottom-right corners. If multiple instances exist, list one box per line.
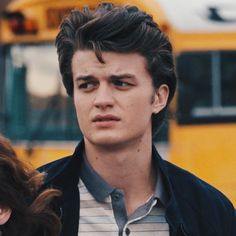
left=164, top=160, right=235, bottom=234
left=164, top=160, right=231, bottom=202
left=38, top=156, right=72, bottom=183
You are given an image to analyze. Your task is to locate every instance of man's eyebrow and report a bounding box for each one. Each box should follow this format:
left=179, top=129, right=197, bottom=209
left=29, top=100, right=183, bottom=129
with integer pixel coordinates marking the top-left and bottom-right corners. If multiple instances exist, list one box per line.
left=75, top=75, right=95, bottom=81
left=110, top=74, right=136, bottom=80
left=75, top=74, right=136, bottom=81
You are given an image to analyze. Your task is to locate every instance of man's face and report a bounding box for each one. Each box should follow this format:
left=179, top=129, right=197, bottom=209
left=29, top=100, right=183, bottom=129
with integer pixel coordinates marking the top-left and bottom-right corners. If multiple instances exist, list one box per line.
left=72, top=50, right=168, bottom=147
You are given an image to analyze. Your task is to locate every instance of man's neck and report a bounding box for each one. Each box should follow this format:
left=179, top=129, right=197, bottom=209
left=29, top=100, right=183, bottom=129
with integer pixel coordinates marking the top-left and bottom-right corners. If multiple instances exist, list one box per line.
left=83, top=135, right=156, bottom=215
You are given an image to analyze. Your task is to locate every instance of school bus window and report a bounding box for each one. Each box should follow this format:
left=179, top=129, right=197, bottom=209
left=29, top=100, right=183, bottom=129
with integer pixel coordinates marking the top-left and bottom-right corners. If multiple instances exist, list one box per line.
left=176, top=51, right=236, bottom=124
left=176, top=52, right=212, bottom=123
left=6, top=44, right=80, bottom=140
left=221, top=52, right=236, bottom=107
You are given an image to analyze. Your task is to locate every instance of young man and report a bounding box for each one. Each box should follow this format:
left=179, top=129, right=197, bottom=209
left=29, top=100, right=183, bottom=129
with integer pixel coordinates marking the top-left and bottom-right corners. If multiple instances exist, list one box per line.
left=39, top=3, right=236, bottom=236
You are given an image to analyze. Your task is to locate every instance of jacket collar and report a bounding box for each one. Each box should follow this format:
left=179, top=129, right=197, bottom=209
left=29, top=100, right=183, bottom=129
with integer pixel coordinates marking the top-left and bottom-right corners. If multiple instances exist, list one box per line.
left=42, top=141, right=85, bottom=236
left=44, top=140, right=85, bottom=190
left=152, top=146, right=189, bottom=235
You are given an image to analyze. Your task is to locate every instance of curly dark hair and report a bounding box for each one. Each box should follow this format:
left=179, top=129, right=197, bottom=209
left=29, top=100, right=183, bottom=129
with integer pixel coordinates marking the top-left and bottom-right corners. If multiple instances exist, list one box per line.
left=55, top=2, right=177, bottom=136
left=0, top=135, right=61, bottom=236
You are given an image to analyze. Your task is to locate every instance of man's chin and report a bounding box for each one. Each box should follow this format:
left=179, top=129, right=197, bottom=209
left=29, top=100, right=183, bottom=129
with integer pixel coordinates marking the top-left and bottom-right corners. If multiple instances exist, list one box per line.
left=85, top=135, right=128, bottom=149
left=92, top=138, right=122, bottom=147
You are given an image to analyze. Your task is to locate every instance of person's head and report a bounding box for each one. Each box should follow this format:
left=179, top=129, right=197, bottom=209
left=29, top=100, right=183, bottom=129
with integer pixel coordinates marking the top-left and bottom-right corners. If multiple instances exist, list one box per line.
left=0, top=135, right=61, bottom=236
left=56, top=2, right=176, bottom=138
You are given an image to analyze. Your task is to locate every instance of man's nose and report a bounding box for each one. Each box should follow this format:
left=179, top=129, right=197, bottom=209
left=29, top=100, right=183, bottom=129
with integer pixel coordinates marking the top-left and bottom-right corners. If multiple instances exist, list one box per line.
left=94, top=84, right=114, bottom=109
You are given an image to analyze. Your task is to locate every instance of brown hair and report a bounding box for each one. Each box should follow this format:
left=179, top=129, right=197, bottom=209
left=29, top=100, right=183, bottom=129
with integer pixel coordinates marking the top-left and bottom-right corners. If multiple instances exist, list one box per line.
left=55, top=3, right=177, bottom=136
left=0, top=135, right=61, bottom=236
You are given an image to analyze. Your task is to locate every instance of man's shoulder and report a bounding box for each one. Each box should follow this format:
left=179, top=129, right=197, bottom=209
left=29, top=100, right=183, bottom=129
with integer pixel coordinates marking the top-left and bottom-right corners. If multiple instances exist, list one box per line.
left=38, top=140, right=84, bottom=190
left=163, top=160, right=235, bottom=234
left=163, top=160, right=235, bottom=212
left=38, top=156, right=71, bottom=172
left=164, top=160, right=227, bottom=198
left=38, top=155, right=73, bottom=184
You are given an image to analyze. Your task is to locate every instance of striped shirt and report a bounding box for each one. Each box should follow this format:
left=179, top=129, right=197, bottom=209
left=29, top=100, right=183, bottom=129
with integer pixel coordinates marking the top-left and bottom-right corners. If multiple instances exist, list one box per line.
left=78, top=155, right=170, bottom=236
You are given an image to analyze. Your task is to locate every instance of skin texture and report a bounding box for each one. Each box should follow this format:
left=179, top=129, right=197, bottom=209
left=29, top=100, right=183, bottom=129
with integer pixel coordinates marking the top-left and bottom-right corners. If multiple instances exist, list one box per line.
left=0, top=207, right=12, bottom=225
left=72, top=50, right=169, bottom=215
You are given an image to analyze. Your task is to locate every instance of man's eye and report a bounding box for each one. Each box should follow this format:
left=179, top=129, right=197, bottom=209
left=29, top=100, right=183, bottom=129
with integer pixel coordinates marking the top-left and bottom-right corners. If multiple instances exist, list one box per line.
left=113, top=80, right=131, bottom=88
left=79, top=82, right=97, bottom=90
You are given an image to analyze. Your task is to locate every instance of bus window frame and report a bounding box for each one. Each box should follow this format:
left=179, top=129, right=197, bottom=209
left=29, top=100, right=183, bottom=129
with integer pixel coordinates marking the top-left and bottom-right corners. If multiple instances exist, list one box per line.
left=176, top=50, right=236, bottom=125
left=3, top=42, right=82, bottom=141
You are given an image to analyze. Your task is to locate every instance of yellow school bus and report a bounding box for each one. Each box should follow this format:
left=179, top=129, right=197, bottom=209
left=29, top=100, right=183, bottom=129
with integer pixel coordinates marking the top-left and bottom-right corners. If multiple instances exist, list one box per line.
left=0, top=0, right=235, bottom=205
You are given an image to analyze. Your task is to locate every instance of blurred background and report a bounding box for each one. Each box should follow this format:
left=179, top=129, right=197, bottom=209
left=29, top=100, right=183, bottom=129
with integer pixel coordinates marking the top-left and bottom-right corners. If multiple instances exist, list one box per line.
left=0, top=0, right=10, bottom=11
left=0, top=0, right=235, bottom=205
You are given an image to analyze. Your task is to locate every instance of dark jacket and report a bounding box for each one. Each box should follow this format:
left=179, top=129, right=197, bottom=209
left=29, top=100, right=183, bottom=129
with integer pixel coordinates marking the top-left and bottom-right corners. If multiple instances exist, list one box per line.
left=39, top=141, right=236, bottom=236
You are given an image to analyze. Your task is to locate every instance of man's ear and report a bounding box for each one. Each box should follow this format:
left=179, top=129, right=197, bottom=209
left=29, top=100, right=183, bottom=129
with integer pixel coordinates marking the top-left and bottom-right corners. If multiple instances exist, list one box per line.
left=152, top=84, right=169, bottom=114
left=0, top=207, right=12, bottom=225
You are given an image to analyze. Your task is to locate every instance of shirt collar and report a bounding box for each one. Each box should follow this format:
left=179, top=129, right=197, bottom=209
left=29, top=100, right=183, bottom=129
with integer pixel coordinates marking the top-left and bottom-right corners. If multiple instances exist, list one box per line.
left=79, top=153, right=114, bottom=202
left=153, top=164, right=169, bottom=206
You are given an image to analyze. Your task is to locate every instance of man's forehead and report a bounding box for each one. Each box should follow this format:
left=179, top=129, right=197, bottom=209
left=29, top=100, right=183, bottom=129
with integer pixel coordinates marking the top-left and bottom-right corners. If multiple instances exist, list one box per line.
left=72, top=50, right=148, bottom=76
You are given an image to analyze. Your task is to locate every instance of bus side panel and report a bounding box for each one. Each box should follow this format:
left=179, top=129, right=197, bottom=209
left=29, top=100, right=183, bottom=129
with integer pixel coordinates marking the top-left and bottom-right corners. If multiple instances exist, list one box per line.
left=169, top=121, right=236, bottom=206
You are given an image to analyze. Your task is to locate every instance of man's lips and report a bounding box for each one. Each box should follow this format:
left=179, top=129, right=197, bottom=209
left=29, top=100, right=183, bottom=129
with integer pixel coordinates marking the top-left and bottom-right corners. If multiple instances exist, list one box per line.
left=92, top=114, right=121, bottom=122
